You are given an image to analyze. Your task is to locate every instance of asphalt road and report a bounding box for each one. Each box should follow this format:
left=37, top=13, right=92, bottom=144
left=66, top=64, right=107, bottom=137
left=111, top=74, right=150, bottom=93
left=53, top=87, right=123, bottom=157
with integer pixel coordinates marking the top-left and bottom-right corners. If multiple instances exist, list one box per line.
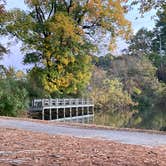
left=0, top=118, right=166, bottom=146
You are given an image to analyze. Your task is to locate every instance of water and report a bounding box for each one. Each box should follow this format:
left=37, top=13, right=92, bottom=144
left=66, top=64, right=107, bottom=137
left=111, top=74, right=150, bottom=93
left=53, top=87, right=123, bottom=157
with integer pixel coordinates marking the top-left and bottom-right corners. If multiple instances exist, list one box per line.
left=93, top=108, right=166, bottom=131
left=29, top=106, right=166, bottom=131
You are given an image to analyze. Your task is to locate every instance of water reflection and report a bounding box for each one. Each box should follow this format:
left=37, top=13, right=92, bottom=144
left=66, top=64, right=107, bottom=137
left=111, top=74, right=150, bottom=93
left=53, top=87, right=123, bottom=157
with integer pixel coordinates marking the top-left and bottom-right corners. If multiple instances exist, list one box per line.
left=93, top=107, right=166, bottom=131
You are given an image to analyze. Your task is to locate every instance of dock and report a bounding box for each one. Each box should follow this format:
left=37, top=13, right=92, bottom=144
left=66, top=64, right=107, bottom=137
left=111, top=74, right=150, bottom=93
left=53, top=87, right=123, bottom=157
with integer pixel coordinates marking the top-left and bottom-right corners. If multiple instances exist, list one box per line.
left=29, top=98, right=94, bottom=121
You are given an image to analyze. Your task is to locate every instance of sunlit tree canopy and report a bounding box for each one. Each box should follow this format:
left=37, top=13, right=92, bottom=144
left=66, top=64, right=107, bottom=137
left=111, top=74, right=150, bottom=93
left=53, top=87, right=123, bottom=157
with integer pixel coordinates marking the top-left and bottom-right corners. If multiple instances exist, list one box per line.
left=2, top=0, right=131, bottom=95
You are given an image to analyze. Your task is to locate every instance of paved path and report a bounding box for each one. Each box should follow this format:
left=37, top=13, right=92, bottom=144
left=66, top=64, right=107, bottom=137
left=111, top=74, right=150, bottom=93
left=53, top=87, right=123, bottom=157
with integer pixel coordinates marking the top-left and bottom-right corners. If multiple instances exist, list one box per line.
left=0, top=119, right=166, bottom=146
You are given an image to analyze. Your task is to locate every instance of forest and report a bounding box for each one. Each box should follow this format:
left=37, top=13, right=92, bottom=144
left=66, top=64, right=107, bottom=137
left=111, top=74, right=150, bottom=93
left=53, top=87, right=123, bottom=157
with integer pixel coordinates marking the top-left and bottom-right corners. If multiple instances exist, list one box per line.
left=0, top=0, right=166, bottom=130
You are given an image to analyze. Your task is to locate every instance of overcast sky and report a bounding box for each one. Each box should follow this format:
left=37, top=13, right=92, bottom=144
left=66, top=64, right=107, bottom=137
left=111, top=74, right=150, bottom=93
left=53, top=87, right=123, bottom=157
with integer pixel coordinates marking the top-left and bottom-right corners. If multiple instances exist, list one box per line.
left=1, top=0, right=157, bottom=70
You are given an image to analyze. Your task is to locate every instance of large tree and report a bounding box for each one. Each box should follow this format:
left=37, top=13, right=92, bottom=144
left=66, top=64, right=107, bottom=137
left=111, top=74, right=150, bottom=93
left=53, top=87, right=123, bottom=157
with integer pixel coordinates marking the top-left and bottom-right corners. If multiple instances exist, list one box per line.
left=152, top=5, right=166, bottom=55
left=3, top=0, right=131, bottom=96
left=126, top=5, right=166, bottom=83
left=125, top=28, right=154, bottom=56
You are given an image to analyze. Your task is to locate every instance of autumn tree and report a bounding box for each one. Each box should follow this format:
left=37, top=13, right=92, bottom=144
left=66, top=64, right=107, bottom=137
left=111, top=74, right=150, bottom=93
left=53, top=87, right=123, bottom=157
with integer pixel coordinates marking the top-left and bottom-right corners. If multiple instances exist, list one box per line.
left=3, top=0, right=131, bottom=96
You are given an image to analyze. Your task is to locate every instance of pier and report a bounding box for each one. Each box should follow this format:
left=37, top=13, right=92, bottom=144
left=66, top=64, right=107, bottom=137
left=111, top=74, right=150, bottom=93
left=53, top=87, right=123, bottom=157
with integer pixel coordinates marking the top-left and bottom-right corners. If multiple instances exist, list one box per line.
left=29, top=98, right=94, bottom=122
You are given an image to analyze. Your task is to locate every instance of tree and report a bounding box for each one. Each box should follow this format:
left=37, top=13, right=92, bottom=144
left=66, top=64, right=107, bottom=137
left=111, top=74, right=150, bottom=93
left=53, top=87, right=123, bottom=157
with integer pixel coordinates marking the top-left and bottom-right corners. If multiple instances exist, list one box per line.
left=127, top=5, right=166, bottom=56
left=89, top=65, right=136, bottom=127
left=131, top=0, right=166, bottom=13
left=152, top=5, right=166, bottom=55
left=92, top=53, right=114, bottom=70
left=0, top=0, right=7, bottom=57
left=124, top=4, right=166, bottom=82
left=3, top=0, right=131, bottom=96
left=124, top=28, right=154, bottom=56
left=0, top=67, right=29, bottom=117
left=0, top=0, right=5, bottom=12
left=90, top=66, right=135, bottom=111
left=108, top=55, right=164, bottom=111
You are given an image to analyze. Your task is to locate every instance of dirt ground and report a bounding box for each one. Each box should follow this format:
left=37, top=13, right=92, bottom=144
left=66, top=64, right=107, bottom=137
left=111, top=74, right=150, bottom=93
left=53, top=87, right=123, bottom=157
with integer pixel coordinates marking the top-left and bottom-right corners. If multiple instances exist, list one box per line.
left=0, top=128, right=165, bottom=166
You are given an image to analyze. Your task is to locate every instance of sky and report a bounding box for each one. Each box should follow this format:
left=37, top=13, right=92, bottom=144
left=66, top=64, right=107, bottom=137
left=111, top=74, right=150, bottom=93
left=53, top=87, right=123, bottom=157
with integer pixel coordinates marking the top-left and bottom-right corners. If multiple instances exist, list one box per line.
left=1, top=0, right=157, bottom=70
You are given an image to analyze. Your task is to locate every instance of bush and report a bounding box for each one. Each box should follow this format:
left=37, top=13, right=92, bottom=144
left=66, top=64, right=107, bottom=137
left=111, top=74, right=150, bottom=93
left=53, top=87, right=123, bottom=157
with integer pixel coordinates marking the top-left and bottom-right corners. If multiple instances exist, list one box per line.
left=0, top=78, right=29, bottom=117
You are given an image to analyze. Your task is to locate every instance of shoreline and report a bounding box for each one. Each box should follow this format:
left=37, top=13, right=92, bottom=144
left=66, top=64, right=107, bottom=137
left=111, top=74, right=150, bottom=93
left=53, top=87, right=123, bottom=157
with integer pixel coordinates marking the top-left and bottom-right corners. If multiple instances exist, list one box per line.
left=0, top=116, right=165, bottom=135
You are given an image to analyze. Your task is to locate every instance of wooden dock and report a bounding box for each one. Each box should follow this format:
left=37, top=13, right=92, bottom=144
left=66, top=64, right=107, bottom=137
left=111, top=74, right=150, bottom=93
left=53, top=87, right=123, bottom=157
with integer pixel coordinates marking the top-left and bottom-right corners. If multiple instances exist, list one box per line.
left=29, top=98, right=94, bottom=121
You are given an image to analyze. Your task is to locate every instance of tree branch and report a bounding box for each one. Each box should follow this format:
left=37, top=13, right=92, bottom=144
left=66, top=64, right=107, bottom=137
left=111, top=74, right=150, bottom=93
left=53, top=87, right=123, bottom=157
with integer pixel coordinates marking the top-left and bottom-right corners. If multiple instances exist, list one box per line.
left=67, top=0, right=73, bottom=14
left=48, top=0, right=57, bottom=19
left=38, top=6, right=45, bottom=21
left=35, top=6, right=43, bottom=23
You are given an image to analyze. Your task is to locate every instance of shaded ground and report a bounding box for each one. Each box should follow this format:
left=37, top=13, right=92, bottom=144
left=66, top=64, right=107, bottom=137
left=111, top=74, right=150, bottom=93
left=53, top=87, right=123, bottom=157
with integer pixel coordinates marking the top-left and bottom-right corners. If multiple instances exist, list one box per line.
left=0, top=128, right=166, bottom=166
left=0, top=118, right=166, bottom=146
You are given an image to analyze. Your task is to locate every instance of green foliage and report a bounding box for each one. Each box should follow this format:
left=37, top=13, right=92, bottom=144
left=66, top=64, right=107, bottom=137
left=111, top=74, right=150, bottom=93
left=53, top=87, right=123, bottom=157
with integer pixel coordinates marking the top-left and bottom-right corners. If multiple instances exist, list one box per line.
left=26, top=68, right=50, bottom=99
left=91, top=53, right=166, bottom=130
left=125, top=5, right=166, bottom=84
left=152, top=5, right=166, bottom=55
left=126, top=4, right=166, bottom=56
left=109, top=56, right=160, bottom=105
left=0, top=68, right=29, bottom=117
left=125, top=28, right=153, bottom=56
left=90, top=66, right=136, bottom=111
left=92, top=54, right=114, bottom=70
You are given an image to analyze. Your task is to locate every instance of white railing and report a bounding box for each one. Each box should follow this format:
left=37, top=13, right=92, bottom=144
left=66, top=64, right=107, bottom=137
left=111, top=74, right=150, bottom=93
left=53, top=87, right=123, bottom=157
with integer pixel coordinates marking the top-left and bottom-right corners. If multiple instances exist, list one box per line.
left=31, top=98, right=94, bottom=108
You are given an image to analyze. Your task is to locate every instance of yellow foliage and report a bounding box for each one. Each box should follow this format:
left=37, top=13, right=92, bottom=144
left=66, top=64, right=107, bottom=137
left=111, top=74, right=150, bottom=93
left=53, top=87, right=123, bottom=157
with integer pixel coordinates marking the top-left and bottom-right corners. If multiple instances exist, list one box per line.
left=57, top=64, right=64, bottom=72
left=15, top=70, right=25, bottom=79
left=12, top=0, right=132, bottom=95
left=48, top=12, right=82, bottom=42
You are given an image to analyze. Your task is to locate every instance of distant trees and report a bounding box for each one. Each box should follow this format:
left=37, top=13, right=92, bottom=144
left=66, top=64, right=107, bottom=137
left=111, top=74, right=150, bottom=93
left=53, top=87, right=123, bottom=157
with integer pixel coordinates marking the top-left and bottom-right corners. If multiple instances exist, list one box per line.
left=91, top=52, right=166, bottom=129
left=92, top=54, right=114, bottom=70
left=124, top=4, right=166, bottom=83
left=108, top=55, right=161, bottom=110
left=90, top=66, right=136, bottom=111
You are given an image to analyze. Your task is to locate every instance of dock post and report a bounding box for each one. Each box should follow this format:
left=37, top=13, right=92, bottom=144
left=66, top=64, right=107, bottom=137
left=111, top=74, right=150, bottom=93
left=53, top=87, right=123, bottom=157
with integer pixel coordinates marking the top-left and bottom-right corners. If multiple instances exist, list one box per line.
left=76, top=107, right=78, bottom=123
left=87, top=106, right=89, bottom=115
left=42, top=108, right=44, bottom=120
left=82, top=107, right=84, bottom=116
left=56, top=108, right=59, bottom=119
left=82, top=107, right=84, bottom=123
left=70, top=107, right=72, bottom=121
left=49, top=108, right=52, bottom=120
left=87, top=107, right=90, bottom=123
left=92, top=106, right=94, bottom=124
left=63, top=107, right=66, bottom=122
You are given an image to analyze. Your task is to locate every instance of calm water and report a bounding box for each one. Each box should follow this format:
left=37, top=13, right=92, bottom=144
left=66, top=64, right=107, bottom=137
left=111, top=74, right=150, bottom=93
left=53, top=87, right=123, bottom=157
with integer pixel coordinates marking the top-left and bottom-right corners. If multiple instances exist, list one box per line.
left=62, top=109, right=166, bottom=131
left=93, top=108, right=166, bottom=131
left=30, top=107, right=166, bottom=131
